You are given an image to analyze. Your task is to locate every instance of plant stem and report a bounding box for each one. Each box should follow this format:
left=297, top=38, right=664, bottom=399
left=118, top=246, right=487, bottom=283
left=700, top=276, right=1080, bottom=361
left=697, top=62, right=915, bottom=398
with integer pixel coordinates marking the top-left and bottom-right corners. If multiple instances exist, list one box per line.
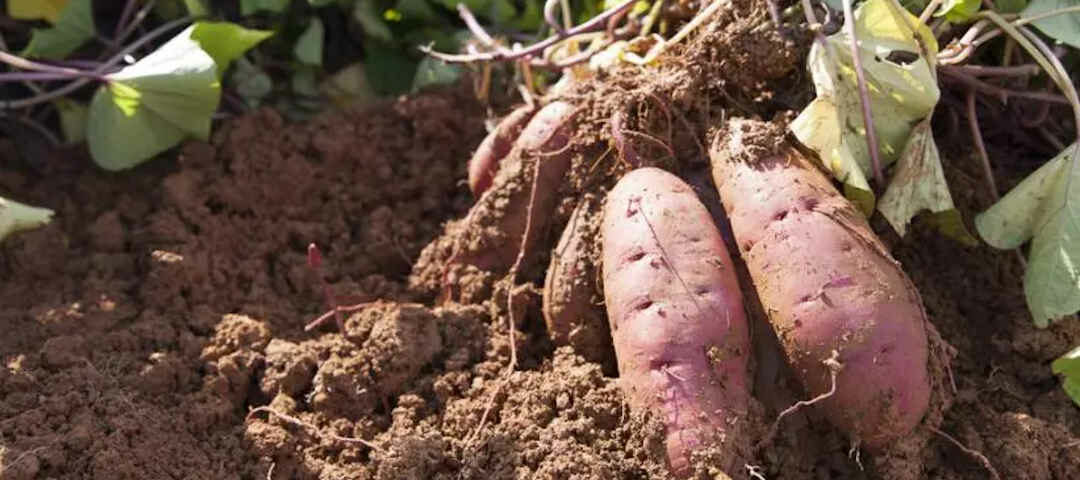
left=422, top=0, right=636, bottom=65
left=0, top=72, right=92, bottom=82
left=115, top=0, right=140, bottom=39
left=956, top=64, right=1041, bottom=77
left=940, top=66, right=1070, bottom=104
left=1, top=16, right=192, bottom=110
left=965, top=91, right=999, bottom=200
left=115, top=0, right=158, bottom=49
left=0, top=51, right=86, bottom=76
left=967, top=6, right=1080, bottom=53
left=918, top=0, right=943, bottom=25
left=842, top=0, right=884, bottom=186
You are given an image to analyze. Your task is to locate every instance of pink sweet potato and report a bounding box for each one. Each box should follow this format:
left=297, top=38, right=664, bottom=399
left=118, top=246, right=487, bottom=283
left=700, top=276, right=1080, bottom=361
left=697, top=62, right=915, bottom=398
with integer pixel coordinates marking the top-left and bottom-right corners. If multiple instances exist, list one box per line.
left=709, top=119, right=931, bottom=448
left=453, top=101, right=578, bottom=273
left=468, top=104, right=537, bottom=196
left=602, top=167, right=752, bottom=476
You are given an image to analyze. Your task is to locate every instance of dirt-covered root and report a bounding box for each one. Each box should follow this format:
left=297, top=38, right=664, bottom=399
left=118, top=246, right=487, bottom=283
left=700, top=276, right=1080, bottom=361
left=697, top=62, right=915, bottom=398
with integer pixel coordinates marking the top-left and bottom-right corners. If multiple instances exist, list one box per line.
left=409, top=101, right=579, bottom=301
left=542, top=193, right=614, bottom=372
left=870, top=323, right=957, bottom=480
left=469, top=105, right=538, bottom=196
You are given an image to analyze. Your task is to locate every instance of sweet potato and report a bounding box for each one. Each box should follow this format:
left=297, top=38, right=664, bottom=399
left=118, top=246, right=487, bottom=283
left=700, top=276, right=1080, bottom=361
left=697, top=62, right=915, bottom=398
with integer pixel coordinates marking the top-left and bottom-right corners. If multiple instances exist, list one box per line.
left=602, top=167, right=752, bottom=476
left=468, top=105, right=537, bottom=196
left=453, top=101, right=578, bottom=272
left=709, top=118, right=931, bottom=448
left=543, top=194, right=613, bottom=371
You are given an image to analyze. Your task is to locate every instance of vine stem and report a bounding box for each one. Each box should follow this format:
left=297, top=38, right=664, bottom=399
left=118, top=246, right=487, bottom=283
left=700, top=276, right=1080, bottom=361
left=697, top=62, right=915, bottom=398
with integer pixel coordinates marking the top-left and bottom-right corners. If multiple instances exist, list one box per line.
left=842, top=0, right=884, bottom=186
left=0, top=16, right=192, bottom=110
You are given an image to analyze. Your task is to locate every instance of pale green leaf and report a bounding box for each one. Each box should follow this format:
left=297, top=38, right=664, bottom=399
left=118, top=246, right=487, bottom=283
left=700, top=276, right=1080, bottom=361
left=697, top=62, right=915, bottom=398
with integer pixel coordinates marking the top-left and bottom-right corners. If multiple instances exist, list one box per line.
left=937, top=0, right=982, bottom=22
left=354, top=0, right=394, bottom=43
left=185, top=0, right=210, bottom=15
left=975, top=144, right=1080, bottom=326
left=88, top=25, right=221, bottom=171
left=294, top=17, right=325, bottom=66
left=19, top=0, right=95, bottom=60
left=241, top=0, right=291, bottom=15
left=54, top=99, right=87, bottom=144
left=1022, top=0, right=1080, bottom=49
left=8, top=0, right=68, bottom=23
left=292, top=69, right=321, bottom=98
left=0, top=197, right=53, bottom=242
left=1063, top=377, right=1080, bottom=406
left=230, top=57, right=273, bottom=107
left=790, top=0, right=940, bottom=215
left=878, top=119, right=976, bottom=244
left=320, top=62, right=378, bottom=108
left=1054, top=346, right=1080, bottom=378
left=191, top=22, right=274, bottom=78
left=412, top=57, right=463, bottom=92
left=1053, top=346, right=1080, bottom=406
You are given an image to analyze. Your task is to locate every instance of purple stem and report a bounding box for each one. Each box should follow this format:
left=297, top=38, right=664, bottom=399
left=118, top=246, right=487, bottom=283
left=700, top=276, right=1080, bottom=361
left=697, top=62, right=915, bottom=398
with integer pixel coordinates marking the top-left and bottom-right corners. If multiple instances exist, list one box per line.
left=0, top=72, right=97, bottom=82
left=116, top=0, right=140, bottom=39
left=424, top=0, right=636, bottom=64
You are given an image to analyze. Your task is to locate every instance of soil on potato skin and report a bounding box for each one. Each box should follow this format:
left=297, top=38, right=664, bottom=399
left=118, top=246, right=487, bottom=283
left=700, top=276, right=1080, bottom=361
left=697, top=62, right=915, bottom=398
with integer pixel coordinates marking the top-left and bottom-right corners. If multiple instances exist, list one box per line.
left=2, top=7, right=1080, bottom=480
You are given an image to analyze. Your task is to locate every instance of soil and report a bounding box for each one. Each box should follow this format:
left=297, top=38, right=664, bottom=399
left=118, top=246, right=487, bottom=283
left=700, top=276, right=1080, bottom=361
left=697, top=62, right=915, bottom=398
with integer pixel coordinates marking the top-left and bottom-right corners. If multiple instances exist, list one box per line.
left=2, top=2, right=1079, bottom=480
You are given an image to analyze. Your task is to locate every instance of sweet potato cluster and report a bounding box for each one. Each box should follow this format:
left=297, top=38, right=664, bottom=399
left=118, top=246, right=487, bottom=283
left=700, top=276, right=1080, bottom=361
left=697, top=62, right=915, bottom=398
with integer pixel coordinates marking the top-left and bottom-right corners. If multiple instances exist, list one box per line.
left=416, top=104, right=936, bottom=478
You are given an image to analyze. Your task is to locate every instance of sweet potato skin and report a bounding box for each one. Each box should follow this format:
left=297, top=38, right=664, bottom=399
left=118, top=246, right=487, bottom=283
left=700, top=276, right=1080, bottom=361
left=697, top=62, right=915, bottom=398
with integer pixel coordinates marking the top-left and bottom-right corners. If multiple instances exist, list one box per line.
left=455, top=101, right=577, bottom=272
left=543, top=194, right=613, bottom=370
left=709, top=119, right=931, bottom=448
left=602, top=167, right=752, bottom=476
left=468, top=105, right=537, bottom=196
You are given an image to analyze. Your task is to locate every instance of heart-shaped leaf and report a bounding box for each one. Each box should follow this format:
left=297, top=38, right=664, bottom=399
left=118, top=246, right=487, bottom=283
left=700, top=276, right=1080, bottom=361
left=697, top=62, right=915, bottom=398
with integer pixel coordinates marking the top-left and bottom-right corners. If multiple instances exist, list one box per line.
left=87, top=25, right=220, bottom=170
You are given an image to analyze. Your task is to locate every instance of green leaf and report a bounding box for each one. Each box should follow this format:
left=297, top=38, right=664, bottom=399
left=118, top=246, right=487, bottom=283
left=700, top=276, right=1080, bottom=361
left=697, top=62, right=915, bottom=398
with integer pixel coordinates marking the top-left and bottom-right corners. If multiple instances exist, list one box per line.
left=0, top=197, right=53, bottom=242
left=439, top=0, right=493, bottom=15
left=412, top=56, right=463, bottom=92
left=997, top=0, right=1029, bottom=13
left=320, top=62, right=378, bottom=108
left=19, top=0, right=94, bottom=60
left=87, top=25, right=221, bottom=171
left=975, top=144, right=1080, bottom=326
left=488, top=0, right=518, bottom=24
left=1022, top=0, right=1080, bottom=49
left=937, top=0, right=982, bottom=23
left=7, top=0, right=68, bottom=23
left=354, top=0, right=395, bottom=43
left=185, top=0, right=210, bottom=15
left=363, top=43, right=418, bottom=96
left=294, top=17, right=325, bottom=66
left=241, top=0, right=291, bottom=14
left=878, top=119, right=977, bottom=244
left=309, top=0, right=338, bottom=6
left=229, top=57, right=273, bottom=108
left=1053, top=346, right=1080, bottom=406
left=513, top=0, right=542, bottom=30
left=54, top=99, right=87, bottom=144
left=191, top=22, right=274, bottom=79
left=394, top=0, right=441, bottom=22
left=790, top=0, right=940, bottom=215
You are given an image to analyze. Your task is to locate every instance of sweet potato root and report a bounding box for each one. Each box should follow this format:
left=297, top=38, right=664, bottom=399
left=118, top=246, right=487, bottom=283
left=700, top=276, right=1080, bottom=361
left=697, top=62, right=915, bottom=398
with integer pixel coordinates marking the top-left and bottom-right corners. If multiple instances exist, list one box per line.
left=543, top=194, right=613, bottom=370
left=602, top=167, right=752, bottom=476
left=709, top=118, right=931, bottom=448
left=468, top=105, right=537, bottom=197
